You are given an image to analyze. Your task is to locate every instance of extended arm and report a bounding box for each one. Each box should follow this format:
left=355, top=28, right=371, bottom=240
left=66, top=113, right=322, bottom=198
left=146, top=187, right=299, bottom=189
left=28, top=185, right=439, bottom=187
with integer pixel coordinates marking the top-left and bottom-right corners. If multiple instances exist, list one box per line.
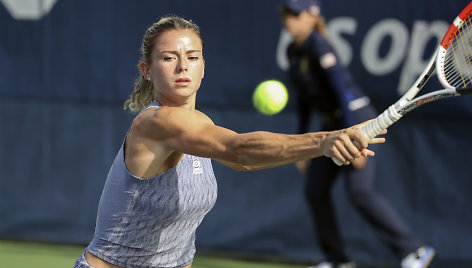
left=133, top=106, right=383, bottom=171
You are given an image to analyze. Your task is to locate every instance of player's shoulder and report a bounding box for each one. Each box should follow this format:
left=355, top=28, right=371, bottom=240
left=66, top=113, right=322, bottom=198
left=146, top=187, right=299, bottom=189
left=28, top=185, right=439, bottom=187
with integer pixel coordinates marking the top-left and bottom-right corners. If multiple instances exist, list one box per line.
left=194, top=109, right=214, bottom=125
left=157, top=106, right=212, bottom=123
left=135, top=105, right=213, bottom=128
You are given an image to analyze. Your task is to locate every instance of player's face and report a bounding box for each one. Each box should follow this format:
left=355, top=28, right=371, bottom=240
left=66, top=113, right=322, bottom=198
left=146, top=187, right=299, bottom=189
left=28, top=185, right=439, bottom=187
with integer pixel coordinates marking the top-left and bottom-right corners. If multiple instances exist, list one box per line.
left=145, top=29, right=205, bottom=106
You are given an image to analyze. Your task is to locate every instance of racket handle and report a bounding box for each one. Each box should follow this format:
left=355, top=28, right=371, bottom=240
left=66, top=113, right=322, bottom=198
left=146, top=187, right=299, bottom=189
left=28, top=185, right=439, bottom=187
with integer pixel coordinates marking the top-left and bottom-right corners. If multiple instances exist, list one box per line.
left=362, top=105, right=402, bottom=140
left=332, top=105, right=402, bottom=166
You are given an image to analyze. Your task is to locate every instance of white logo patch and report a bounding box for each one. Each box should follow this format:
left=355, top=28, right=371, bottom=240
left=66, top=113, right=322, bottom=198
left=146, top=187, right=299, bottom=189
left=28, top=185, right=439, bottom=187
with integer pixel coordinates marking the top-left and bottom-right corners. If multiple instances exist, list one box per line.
left=320, top=52, right=337, bottom=69
left=192, top=157, right=203, bottom=174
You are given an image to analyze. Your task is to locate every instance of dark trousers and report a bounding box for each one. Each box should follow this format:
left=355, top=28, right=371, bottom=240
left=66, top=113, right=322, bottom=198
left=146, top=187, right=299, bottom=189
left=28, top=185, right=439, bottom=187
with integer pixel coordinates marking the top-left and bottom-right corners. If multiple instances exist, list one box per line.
left=304, top=147, right=422, bottom=262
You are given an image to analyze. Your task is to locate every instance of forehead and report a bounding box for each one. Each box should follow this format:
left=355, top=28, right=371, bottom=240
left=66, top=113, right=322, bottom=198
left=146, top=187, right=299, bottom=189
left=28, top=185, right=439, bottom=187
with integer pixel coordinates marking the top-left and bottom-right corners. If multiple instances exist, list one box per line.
left=155, top=29, right=202, bottom=51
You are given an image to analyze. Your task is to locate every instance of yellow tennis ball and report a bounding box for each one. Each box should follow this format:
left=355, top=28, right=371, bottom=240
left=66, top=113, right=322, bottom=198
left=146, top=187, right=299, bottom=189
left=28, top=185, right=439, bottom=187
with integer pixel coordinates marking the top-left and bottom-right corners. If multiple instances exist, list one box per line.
left=252, top=80, right=288, bottom=115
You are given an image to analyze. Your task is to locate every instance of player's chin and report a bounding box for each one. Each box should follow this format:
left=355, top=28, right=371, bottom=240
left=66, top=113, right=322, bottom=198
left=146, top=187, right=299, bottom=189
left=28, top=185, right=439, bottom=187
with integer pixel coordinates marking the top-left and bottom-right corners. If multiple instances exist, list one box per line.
left=173, top=86, right=198, bottom=96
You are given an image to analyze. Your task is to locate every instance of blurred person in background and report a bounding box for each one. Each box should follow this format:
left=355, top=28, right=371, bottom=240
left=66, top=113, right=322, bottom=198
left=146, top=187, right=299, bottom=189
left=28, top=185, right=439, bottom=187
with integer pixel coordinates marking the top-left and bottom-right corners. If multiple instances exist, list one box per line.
left=279, top=0, right=435, bottom=267
left=72, top=14, right=385, bottom=268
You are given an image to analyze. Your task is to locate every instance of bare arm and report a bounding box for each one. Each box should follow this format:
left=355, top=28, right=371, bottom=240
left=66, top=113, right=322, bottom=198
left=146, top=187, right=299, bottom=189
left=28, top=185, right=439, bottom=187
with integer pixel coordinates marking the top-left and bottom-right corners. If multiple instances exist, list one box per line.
left=135, top=106, right=383, bottom=171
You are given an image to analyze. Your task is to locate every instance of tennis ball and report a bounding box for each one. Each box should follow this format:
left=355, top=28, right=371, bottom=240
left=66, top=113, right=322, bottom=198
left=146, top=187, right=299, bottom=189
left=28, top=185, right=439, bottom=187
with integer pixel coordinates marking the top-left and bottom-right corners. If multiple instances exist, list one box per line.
left=252, top=80, right=288, bottom=115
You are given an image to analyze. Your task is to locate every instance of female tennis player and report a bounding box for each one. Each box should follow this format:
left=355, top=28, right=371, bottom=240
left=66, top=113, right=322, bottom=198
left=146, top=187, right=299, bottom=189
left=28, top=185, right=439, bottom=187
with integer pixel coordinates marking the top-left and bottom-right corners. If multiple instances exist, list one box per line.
left=72, top=15, right=385, bottom=268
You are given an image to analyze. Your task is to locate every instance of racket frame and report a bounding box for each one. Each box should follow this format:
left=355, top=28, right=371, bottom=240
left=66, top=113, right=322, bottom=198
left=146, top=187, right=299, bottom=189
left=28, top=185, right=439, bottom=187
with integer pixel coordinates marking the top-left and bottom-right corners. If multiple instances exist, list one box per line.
left=332, top=2, right=472, bottom=166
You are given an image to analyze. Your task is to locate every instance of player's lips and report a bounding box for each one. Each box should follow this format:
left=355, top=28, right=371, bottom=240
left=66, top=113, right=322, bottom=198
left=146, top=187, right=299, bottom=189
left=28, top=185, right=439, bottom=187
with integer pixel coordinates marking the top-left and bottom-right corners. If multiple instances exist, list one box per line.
left=175, top=78, right=191, bottom=86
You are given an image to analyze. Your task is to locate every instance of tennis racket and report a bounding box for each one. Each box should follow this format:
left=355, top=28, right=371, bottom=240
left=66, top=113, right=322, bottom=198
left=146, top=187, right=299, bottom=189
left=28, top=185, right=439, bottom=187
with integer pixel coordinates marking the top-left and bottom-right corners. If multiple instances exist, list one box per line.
left=333, top=1, right=472, bottom=165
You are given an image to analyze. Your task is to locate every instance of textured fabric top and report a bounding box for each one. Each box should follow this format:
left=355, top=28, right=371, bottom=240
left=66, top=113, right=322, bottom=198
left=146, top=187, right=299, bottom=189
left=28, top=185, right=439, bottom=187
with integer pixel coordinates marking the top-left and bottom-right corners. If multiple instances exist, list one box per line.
left=87, top=103, right=218, bottom=268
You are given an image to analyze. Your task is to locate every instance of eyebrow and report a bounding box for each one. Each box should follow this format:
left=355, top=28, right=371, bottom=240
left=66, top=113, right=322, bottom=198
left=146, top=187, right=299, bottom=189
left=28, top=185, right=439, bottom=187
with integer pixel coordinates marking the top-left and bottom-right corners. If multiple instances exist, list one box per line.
left=160, top=50, right=201, bottom=54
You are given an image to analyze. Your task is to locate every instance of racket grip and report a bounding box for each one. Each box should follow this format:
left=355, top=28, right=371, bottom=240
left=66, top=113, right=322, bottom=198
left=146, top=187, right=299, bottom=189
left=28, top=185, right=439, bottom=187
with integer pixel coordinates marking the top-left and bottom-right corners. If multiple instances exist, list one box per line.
left=332, top=105, right=402, bottom=166
left=361, top=105, right=402, bottom=140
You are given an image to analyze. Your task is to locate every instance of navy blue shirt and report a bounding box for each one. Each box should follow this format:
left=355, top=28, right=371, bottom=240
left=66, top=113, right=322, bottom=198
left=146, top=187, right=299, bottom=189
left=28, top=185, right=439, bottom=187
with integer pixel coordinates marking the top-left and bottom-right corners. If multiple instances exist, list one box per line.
left=287, top=31, right=372, bottom=133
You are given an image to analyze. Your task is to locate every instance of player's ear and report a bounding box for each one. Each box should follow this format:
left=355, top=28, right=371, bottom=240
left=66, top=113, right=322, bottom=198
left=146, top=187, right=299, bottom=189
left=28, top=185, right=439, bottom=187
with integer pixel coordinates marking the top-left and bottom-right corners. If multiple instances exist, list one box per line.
left=202, top=59, right=205, bottom=79
left=139, top=61, right=150, bottom=79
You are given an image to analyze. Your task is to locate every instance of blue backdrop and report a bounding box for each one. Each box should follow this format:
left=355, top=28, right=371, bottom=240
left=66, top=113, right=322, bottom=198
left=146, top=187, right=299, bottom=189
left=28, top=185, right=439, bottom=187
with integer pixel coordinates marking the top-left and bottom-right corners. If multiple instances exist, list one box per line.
left=1, top=0, right=471, bottom=267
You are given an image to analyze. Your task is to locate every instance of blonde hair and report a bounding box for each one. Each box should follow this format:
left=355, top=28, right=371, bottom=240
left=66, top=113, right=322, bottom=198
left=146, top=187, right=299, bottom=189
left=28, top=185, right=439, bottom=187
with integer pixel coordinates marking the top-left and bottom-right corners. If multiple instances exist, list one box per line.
left=314, top=15, right=328, bottom=38
left=124, top=15, right=203, bottom=113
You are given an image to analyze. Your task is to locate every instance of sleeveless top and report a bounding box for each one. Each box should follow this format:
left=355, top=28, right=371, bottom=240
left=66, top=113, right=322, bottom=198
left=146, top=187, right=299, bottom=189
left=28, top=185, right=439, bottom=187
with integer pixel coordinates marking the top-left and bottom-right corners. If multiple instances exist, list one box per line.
left=87, top=102, right=218, bottom=268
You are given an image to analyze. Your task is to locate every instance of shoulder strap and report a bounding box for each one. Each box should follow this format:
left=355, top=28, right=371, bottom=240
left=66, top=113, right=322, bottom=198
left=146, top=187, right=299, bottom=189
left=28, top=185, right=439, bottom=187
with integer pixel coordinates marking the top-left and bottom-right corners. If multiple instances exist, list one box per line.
left=143, top=101, right=161, bottom=112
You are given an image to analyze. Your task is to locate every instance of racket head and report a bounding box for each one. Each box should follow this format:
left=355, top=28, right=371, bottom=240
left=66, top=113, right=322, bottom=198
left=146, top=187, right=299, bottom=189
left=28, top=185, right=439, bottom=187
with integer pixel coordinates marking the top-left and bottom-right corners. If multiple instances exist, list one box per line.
left=436, top=2, right=472, bottom=89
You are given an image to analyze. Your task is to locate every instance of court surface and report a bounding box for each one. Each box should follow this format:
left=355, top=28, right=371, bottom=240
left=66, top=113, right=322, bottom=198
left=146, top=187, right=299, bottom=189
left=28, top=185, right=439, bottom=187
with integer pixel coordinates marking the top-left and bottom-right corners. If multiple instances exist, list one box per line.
left=0, top=240, right=306, bottom=268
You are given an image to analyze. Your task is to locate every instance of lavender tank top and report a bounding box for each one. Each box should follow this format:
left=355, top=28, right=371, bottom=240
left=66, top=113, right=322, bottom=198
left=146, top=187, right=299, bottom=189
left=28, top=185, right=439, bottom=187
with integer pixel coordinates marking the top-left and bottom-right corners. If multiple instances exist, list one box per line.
left=87, top=103, right=218, bottom=268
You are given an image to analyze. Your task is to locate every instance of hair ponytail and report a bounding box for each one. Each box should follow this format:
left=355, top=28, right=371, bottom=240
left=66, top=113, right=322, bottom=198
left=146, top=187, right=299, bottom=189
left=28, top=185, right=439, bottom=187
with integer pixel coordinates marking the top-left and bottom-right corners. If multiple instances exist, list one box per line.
left=315, top=15, right=328, bottom=38
left=123, top=75, right=155, bottom=113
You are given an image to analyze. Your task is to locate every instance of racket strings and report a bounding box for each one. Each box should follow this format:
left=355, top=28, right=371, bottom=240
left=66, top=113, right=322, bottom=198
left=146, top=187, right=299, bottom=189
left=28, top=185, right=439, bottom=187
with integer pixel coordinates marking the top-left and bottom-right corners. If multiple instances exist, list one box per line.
left=444, top=15, right=472, bottom=88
